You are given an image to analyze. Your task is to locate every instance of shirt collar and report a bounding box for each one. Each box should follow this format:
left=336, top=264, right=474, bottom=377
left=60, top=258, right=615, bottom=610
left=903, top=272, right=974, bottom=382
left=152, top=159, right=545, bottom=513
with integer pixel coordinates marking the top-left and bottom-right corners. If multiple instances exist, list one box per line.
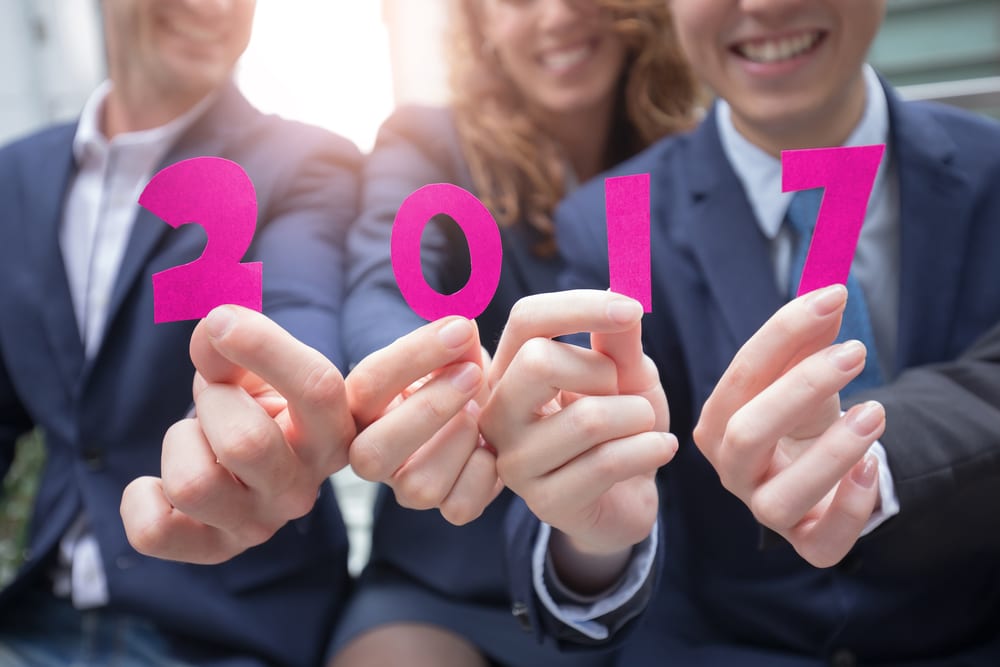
left=72, top=80, right=218, bottom=164
left=715, top=64, right=890, bottom=240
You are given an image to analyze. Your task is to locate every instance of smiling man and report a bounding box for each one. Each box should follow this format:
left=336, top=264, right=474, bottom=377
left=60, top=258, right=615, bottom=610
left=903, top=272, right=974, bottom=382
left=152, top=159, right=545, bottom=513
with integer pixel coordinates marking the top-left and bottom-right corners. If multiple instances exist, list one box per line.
left=0, top=1, right=359, bottom=665
left=493, top=0, right=1000, bottom=664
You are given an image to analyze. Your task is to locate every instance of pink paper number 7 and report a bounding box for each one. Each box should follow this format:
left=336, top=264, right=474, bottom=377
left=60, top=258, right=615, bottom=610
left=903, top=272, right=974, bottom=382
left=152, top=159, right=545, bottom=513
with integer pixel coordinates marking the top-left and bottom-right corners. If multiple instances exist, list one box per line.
left=781, top=144, right=885, bottom=296
left=139, top=157, right=263, bottom=323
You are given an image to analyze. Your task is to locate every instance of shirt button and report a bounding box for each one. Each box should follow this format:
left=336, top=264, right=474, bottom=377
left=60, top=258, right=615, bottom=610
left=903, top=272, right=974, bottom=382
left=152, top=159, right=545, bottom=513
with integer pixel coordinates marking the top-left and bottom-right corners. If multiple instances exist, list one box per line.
left=82, top=448, right=104, bottom=471
left=830, top=648, right=857, bottom=667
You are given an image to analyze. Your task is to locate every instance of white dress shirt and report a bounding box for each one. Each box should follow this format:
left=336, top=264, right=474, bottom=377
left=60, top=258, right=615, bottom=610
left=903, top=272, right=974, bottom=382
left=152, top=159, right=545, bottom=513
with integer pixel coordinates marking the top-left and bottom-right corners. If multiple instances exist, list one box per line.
left=53, top=81, right=214, bottom=609
left=534, top=65, right=901, bottom=639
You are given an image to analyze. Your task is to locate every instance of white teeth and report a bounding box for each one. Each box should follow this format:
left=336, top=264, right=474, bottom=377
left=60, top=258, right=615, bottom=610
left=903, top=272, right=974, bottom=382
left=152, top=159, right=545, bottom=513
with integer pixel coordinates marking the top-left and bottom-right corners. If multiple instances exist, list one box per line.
left=738, top=31, right=820, bottom=64
left=541, top=45, right=592, bottom=71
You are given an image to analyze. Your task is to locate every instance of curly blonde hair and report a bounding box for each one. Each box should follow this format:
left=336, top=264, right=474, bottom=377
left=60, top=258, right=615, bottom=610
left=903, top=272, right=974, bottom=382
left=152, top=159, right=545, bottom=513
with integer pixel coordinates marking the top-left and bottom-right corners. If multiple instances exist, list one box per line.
left=448, top=0, right=700, bottom=255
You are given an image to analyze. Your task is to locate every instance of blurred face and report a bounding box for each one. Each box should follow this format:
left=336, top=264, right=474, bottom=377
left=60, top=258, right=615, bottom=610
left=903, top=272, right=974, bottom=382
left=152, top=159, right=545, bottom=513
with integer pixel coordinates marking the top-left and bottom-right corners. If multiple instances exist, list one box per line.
left=669, top=0, right=886, bottom=151
left=103, top=0, right=255, bottom=102
left=481, top=0, right=627, bottom=123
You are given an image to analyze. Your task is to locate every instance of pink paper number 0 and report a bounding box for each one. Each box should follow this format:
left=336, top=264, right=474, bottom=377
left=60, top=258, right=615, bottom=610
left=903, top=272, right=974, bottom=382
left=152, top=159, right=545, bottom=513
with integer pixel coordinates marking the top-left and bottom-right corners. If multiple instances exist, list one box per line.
left=391, top=183, right=503, bottom=321
left=139, top=157, right=263, bottom=323
left=782, top=144, right=885, bottom=296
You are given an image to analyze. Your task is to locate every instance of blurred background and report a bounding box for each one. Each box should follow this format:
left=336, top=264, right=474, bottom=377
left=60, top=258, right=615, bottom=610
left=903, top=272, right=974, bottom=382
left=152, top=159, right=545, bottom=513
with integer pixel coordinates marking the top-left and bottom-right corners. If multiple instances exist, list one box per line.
left=0, top=0, right=998, bottom=576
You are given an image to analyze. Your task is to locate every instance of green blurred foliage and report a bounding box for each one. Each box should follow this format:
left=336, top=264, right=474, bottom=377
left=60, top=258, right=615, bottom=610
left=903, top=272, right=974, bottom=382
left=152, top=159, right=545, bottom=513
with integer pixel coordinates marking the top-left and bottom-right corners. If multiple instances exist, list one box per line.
left=0, top=430, right=45, bottom=587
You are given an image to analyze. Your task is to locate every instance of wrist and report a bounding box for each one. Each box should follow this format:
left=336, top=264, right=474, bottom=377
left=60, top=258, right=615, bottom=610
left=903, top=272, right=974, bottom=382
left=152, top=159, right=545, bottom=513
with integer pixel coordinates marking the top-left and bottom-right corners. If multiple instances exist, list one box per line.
left=549, top=529, right=633, bottom=595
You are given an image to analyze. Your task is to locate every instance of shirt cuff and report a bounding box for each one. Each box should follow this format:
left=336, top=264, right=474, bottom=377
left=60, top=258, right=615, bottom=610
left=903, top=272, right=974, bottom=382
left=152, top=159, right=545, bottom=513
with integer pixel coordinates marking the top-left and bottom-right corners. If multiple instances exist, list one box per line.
left=859, top=440, right=900, bottom=536
left=530, top=522, right=657, bottom=641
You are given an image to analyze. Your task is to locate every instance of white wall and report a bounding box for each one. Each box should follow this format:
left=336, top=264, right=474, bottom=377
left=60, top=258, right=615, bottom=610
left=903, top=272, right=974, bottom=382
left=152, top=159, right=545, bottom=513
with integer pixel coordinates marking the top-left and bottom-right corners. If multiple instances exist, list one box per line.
left=0, top=0, right=103, bottom=145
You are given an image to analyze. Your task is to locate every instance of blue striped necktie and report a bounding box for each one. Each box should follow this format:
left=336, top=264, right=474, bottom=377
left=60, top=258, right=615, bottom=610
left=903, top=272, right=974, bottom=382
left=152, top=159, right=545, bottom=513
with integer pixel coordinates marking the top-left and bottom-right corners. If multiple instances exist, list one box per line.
left=786, top=188, right=883, bottom=394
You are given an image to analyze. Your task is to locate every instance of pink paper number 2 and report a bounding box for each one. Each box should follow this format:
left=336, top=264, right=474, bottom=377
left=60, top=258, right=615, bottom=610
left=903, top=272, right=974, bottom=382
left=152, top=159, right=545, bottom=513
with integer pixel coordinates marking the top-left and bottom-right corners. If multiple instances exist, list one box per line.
left=781, top=144, right=885, bottom=297
left=139, top=157, right=263, bottom=323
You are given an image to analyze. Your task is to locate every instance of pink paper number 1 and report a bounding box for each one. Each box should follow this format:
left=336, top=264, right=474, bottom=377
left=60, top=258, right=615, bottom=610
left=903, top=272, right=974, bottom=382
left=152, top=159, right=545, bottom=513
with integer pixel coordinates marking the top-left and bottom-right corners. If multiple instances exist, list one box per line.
left=781, top=145, right=885, bottom=297
left=139, top=157, right=263, bottom=323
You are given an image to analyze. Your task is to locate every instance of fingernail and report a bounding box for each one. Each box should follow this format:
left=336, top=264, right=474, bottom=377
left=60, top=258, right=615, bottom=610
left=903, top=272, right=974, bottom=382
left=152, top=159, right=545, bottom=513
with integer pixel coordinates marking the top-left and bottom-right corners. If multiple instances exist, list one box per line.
left=438, top=318, right=474, bottom=350
left=607, top=297, right=642, bottom=325
left=846, top=401, right=884, bottom=437
left=829, top=340, right=866, bottom=372
left=205, top=306, right=234, bottom=339
left=851, top=453, right=878, bottom=488
left=450, top=363, right=482, bottom=393
left=807, top=284, right=847, bottom=316
left=463, top=399, right=482, bottom=418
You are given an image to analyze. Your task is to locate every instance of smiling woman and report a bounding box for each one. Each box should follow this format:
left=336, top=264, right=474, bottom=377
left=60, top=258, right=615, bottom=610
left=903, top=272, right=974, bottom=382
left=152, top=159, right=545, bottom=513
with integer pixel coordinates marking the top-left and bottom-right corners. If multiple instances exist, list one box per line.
left=236, top=0, right=397, bottom=151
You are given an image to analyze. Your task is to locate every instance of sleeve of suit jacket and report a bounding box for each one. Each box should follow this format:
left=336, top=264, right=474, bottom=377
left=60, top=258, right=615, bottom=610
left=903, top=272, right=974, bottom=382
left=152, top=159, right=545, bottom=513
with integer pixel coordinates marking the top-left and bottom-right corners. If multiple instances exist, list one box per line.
left=848, top=320, right=1000, bottom=526
left=243, top=119, right=362, bottom=369
left=341, top=106, right=472, bottom=367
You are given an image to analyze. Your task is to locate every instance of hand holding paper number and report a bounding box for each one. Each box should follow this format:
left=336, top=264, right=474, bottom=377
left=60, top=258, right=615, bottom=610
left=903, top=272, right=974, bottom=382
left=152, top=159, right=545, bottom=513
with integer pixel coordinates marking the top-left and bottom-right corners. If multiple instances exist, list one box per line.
left=122, top=306, right=356, bottom=563
left=140, top=156, right=263, bottom=323
left=480, top=290, right=676, bottom=592
left=345, top=317, right=503, bottom=526
left=122, top=309, right=498, bottom=563
left=693, top=286, right=885, bottom=567
left=692, top=144, right=887, bottom=567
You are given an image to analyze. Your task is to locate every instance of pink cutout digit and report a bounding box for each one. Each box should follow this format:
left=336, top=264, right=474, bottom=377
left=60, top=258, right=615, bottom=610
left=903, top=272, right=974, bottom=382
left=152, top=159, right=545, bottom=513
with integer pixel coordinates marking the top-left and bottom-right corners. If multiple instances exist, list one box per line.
left=140, top=157, right=262, bottom=323
left=391, top=183, right=503, bottom=321
left=782, top=145, right=885, bottom=297
left=605, top=174, right=652, bottom=312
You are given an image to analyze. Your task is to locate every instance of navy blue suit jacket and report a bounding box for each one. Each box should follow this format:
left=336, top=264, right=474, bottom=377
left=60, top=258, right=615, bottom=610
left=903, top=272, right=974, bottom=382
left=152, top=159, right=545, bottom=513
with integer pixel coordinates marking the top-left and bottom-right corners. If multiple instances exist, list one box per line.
left=506, top=84, right=1000, bottom=664
left=0, top=83, right=360, bottom=667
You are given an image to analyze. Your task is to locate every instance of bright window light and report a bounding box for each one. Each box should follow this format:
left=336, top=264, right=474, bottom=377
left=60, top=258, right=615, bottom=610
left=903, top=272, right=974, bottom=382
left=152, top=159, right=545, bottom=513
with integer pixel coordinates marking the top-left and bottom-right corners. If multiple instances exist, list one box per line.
left=237, top=1, right=395, bottom=152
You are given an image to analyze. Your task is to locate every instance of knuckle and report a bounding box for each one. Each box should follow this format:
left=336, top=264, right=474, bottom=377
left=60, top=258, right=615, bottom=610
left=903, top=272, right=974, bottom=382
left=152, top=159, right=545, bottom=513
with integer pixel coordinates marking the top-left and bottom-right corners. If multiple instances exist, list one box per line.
left=125, top=515, right=169, bottom=557
left=221, top=419, right=283, bottom=469
left=162, top=467, right=213, bottom=514
left=393, top=469, right=444, bottom=511
left=592, top=444, right=621, bottom=480
left=516, top=339, right=555, bottom=380
left=345, top=365, right=386, bottom=417
left=631, top=396, right=657, bottom=431
left=568, top=398, right=608, bottom=442
left=726, top=358, right=758, bottom=393
left=298, top=361, right=345, bottom=409
left=413, top=390, right=449, bottom=425
left=440, top=494, right=485, bottom=526
left=750, top=487, right=796, bottom=531
left=349, top=439, right=389, bottom=482
left=721, top=413, right=761, bottom=457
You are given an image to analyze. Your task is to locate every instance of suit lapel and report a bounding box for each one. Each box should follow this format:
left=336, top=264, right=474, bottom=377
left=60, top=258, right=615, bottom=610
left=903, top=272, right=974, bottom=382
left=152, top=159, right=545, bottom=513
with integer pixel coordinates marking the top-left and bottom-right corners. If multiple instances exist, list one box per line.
left=98, top=83, right=256, bottom=361
left=677, top=110, right=784, bottom=348
left=24, top=125, right=88, bottom=390
left=886, top=88, right=973, bottom=371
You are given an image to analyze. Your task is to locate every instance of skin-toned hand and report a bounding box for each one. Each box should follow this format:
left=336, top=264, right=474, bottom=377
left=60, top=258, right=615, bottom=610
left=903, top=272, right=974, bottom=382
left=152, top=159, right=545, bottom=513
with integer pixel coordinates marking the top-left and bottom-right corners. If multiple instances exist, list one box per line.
left=122, top=307, right=498, bottom=565
left=345, top=317, right=503, bottom=526
left=122, top=305, right=357, bottom=564
left=693, top=284, right=886, bottom=568
left=481, top=290, right=677, bottom=593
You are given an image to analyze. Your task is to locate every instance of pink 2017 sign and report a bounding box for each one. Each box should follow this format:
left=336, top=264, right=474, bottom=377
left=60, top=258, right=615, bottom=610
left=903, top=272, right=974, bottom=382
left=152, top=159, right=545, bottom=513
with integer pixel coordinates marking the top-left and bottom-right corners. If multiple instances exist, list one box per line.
left=140, top=145, right=885, bottom=323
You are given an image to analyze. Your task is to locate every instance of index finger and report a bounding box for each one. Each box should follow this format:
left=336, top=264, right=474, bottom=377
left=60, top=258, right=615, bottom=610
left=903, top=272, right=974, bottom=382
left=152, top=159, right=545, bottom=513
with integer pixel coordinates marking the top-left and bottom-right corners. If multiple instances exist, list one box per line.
left=696, top=285, right=847, bottom=448
left=346, top=317, right=483, bottom=427
left=591, top=323, right=669, bottom=431
left=491, top=290, right=644, bottom=384
left=195, top=305, right=356, bottom=454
